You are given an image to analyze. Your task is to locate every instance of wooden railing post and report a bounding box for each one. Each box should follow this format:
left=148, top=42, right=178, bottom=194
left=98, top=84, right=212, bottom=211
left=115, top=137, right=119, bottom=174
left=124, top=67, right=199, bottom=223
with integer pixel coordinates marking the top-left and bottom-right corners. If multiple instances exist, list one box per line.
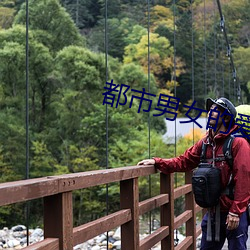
left=44, top=192, right=73, bottom=250
left=160, top=173, right=174, bottom=250
left=120, top=178, right=139, bottom=250
left=185, top=171, right=196, bottom=250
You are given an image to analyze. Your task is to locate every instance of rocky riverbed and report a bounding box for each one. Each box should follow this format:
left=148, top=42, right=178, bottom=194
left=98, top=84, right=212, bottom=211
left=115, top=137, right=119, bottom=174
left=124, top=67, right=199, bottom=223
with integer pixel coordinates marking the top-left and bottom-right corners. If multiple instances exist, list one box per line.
left=0, top=225, right=188, bottom=249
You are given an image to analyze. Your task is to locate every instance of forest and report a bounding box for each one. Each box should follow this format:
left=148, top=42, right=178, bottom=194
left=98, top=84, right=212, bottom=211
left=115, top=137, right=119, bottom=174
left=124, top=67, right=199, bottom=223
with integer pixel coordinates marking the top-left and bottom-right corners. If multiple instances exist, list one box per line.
left=0, top=0, right=249, bottom=228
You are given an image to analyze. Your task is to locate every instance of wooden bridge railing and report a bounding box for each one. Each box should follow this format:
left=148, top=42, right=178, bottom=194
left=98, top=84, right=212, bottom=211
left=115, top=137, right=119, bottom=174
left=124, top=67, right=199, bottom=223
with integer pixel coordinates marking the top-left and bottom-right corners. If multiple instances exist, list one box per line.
left=0, top=165, right=204, bottom=250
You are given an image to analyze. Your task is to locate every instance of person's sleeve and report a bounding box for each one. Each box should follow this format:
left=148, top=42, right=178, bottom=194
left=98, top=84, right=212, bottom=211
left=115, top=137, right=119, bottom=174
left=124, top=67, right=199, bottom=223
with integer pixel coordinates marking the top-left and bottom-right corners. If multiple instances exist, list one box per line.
left=229, top=137, right=250, bottom=215
left=153, top=139, right=203, bottom=174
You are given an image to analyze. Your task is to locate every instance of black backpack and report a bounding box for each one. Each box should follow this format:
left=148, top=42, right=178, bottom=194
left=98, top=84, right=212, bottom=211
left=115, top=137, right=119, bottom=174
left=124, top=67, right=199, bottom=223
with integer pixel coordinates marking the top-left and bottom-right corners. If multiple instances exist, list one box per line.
left=192, top=134, right=249, bottom=241
left=192, top=135, right=234, bottom=208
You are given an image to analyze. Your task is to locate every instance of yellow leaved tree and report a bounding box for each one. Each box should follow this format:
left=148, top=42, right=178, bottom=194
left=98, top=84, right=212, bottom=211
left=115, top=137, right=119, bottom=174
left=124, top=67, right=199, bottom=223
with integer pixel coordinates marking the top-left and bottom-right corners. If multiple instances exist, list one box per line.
left=124, top=32, right=185, bottom=90
left=149, top=5, right=174, bottom=32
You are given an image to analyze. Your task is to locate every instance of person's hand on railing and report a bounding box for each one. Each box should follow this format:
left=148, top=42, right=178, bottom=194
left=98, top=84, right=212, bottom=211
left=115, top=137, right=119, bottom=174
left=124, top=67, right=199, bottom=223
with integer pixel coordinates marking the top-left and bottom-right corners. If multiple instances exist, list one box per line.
left=137, top=159, right=155, bottom=166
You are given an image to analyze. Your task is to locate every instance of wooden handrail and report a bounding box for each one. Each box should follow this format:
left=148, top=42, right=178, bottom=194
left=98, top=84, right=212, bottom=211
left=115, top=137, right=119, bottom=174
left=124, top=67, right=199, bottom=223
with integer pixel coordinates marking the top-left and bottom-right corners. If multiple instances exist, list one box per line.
left=0, top=165, right=203, bottom=250
left=0, top=165, right=156, bottom=206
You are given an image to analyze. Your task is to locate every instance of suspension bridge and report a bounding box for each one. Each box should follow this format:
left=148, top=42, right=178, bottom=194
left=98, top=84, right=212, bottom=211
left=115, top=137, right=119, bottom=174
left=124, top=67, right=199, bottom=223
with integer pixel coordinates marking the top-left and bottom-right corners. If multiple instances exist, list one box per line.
left=0, top=0, right=249, bottom=249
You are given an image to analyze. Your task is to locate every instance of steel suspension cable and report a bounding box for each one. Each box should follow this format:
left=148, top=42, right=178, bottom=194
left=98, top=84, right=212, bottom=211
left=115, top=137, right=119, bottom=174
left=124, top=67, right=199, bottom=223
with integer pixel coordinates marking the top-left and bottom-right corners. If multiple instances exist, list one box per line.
left=105, top=0, right=109, bottom=248
left=204, top=0, right=207, bottom=98
left=213, top=0, right=217, bottom=95
left=25, top=0, right=30, bottom=245
left=191, top=0, right=195, bottom=145
left=222, top=59, right=225, bottom=97
left=147, top=0, right=152, bottom=234
left=173, top=1, right=177, bottom=162
left=76, top=0, right=79, bottom=27
left=218, top=22, right=225, bottom=96
left=228, top=64, right=231, bottom=100
left=219, top=37, right=225, bottom=96
left=172, top=0, right=179, bottom=245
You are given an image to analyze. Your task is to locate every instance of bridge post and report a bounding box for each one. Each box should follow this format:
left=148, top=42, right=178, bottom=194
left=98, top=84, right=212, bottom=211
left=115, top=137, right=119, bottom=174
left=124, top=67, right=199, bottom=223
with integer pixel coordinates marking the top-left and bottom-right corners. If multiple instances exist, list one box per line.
left=160, top=173, right=174, bottom=250
left=120, top=178, right=139, bottom=250
left=185, top=171, right=196, bottom=250
left=44, top=192, right=73, bottom=250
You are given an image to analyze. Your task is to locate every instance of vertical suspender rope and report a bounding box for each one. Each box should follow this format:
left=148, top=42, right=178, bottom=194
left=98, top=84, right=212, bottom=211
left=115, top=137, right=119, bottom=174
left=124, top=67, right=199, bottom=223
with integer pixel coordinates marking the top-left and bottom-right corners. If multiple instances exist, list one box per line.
left=221, top=39, right=225, bottom=97
left=104, top=0, right=109, bottom=248
left=147, top=0, right=152, bottom=234
left=213, top=0, right=217, bottom=96
left=25, top=0, right=30, bottom=245
left=191, top=0, right=195, bottom=145
left=204, top=0, right=207, bottom=98
left=76, top=0, right=79, bottom=27
left=173, top=0, right=177, bottom=164
left=228, top=64, right=231, bottom=100
left=105, top=0, right=108, bottom=173
left=222, top=60, right=224, bottom=97
left=218, top=18, right=225, bottom=96
left=219, top=32, right=225, bottom=96
left=233, top=70, right=236, bottom=103
left=172, top=0, right=179, bottom=245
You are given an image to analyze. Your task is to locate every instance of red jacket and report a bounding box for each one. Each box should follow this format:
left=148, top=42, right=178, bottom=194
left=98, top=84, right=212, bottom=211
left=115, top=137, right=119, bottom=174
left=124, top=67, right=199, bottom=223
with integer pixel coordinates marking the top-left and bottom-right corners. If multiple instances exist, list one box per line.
left=154, top=124, right=250, bottom=216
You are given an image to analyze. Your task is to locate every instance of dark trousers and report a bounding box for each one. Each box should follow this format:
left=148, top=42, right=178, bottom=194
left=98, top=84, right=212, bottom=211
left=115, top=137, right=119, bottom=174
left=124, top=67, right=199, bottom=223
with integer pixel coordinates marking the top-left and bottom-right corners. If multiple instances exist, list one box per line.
left=200, top=211, right=249, bottom=250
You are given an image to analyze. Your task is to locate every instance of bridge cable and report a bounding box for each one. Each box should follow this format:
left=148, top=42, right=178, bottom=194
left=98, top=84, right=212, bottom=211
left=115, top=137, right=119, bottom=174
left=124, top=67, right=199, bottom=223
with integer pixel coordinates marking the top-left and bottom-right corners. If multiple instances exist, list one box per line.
left=172, top=0, right=179, bottom=245
left=218, top=20, right=225, bottom=97
left=216, top=9, right=225, bottom=97
left=25, top=0, right=30, bottom=245
left=76, top=0, right=79, bottom=27
left=228, top=64, right=231, bottom=100
left=204, top=0, right=207, bottom=99
left=147, top=0, right=152, bottom=234
left=213, top=0, right=217, bottom=97
left=191, top=0, right=195, bottom=145
left=215, top=0, right=242, bottom=104
left=104, top=0, right=109, bottom=248
left=172, top=0, right=177, bottom=183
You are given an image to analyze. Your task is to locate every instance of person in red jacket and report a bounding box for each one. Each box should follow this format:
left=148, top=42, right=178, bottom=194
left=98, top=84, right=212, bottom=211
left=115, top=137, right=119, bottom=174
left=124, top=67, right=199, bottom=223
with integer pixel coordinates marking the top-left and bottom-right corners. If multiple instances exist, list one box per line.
left=138, top=97, right=250, bottom=250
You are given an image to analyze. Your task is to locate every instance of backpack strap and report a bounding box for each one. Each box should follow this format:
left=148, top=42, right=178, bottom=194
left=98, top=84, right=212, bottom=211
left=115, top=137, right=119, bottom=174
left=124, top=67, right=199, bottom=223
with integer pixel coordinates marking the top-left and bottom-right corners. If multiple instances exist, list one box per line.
left=223, top=135, right=235, bottom=200
left=201, top=135, right=235, bottom=168
left=223, top=132, right=248, bottom=168
left=215, top=203, right=220, bottom=242
left=223, top=135, right=235, bottom=170
left=200, top=142, right=208, bottom=163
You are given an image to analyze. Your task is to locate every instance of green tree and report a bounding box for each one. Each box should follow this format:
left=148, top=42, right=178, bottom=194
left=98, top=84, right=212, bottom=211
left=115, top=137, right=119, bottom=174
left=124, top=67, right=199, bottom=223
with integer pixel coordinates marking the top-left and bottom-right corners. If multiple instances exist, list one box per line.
left=0, top=25, right=56, bottom=132
left=0, top=112, right=26, bottom=180
left=61, top=0, right=101, bottom=28
left=0, top=38, right=28, bottom=180
left=107, top=127, right=174, bottom=209
left=234, top=46, right=250, bottom=102
left=39, top=46, right=106, bottom=166
left=14, top=0, right=84, bottom=52
left=117, top=63, right=157, bottom=94
left=87, top=17, right=137, bottom=60
left=30, top=141, right=57, bottom=177
left=222, top=0, right=250, bottom=46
